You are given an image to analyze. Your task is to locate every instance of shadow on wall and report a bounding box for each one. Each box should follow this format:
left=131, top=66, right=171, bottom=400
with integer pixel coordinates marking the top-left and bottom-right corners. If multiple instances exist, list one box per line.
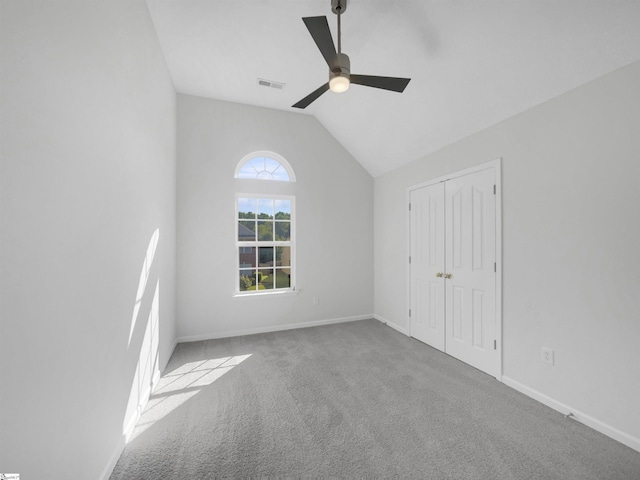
left=122, top=228, right=162, bottom=439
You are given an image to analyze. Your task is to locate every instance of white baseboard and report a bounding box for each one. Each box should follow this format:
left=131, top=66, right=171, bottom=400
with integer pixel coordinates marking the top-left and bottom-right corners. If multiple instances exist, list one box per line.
left=100, top=434, right=126, bottom=480
left=176, top=314, right=374, bottom=343
left=102, top=387, right=151, bottom=480
left=502, top=375, right=640, bottom=453
left=164, top=338, right=178, bottom=370
left=374, top=314, right=409, bottom=336
left=101, top=339, right=179, bottom=480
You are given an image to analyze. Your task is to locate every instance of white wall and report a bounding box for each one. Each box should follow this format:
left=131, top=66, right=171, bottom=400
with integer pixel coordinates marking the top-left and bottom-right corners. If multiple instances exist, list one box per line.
left=176, top=94, right=373, bottom=340
left=0, top=2, right=176, bottom=478
left=374, top=60, right=640, bottom=449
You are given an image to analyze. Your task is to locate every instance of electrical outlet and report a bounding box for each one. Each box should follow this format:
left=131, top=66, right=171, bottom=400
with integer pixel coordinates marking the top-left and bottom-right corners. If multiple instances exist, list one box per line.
left=313, top=297, right=320, bottom=305
left=541, top=347, right=554, bottom=365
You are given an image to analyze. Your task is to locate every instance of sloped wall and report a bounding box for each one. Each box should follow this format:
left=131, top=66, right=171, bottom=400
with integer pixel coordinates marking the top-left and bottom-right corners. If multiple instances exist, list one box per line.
left=0, top=2, right=176, bottom=478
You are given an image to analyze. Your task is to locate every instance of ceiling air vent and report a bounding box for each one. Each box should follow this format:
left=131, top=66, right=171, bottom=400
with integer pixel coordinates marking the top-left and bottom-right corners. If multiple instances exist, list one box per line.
left=257, top=78, right=285, bottom=90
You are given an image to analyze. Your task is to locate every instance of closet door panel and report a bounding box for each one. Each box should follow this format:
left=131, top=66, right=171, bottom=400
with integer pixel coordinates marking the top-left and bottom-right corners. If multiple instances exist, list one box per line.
left=444, top=168, right=498, bottom=376
left=409, top=183, right=445, bottom=351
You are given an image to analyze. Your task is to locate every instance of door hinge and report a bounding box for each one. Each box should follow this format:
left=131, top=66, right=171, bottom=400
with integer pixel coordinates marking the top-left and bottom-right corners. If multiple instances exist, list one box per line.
left=494, top=339, right=497, bottom=350
left=409, top=256, right=411, bottom=264
left=409, top=203, right=411, bottom=211
left=494, top=262, right=497, bottom=272
left=493, top=184, right=496, bottom=195
left=409, top=309, right=412, bottom=317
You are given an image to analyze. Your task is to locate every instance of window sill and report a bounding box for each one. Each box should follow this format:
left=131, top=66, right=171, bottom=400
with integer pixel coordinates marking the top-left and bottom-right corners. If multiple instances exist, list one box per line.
left=233, top=289, right=299, bottom=299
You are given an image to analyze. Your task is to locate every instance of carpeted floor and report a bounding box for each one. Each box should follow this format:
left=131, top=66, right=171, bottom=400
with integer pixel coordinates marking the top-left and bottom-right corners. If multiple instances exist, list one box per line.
left=110, top=319, right=640, bottom=479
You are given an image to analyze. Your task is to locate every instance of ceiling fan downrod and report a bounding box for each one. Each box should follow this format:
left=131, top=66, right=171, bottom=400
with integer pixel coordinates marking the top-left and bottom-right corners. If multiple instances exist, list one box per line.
left=337, top=7, right=342, bottom=53
left=329, top=0, right=349, bottom=92
left=331, top=0, right=347, bottom=54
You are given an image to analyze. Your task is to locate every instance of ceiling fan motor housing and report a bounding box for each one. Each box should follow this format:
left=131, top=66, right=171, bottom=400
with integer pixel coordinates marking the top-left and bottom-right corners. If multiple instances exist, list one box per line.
left=330, top=53, right=350, bottom=79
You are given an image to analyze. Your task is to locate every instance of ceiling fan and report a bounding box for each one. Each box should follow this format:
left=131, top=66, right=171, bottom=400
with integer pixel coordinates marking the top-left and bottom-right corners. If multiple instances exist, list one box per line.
left=292, top=0, right=411, bottom=109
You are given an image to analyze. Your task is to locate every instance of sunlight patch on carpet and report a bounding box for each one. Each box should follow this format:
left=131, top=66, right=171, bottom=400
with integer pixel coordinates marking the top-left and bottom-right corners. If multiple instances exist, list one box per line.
left=128, top=354, right=252, bottom=442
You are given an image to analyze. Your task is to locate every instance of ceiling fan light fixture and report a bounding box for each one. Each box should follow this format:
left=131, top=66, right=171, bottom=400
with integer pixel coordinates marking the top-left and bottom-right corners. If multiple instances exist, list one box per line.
left=329, top=74, right=350, bottom=93
left=329, top=52, right=351, bottom=93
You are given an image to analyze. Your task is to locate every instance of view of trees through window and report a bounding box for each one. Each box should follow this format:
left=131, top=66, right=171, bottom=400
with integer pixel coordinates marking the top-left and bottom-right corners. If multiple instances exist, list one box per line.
left=237, top=196, right=292, bottom=292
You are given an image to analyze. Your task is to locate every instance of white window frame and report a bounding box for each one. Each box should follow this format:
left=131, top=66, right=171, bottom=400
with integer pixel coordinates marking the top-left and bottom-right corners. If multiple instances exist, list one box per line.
left=235, top=193, right=295, bottom=296
left=235, top=151, right=297, bottom=182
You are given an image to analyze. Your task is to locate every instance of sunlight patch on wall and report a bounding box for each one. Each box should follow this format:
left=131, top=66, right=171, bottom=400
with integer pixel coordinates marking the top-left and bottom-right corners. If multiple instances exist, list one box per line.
left=129, top=228, right=159, bottom=347
left=123, top=279, right=161, bottom=440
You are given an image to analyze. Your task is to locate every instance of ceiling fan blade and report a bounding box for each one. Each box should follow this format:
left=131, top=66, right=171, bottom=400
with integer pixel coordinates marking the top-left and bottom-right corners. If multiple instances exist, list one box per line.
left=292, top=83, right=330, bottom=109
left=350, top=75, right=411, bottom=93
left=302, top=16, right=339, bottom=71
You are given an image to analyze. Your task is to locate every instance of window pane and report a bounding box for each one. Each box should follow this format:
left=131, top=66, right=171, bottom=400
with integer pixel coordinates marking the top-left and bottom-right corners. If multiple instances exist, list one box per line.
left=274, top=199, right=291, bottom=216
left=257, top=198, right=274, bottom=218
left=237, top=169, right=256, bottom=179
left=238, top=198, right=257, bottom=219
left=239, top=158, right=258, bottom=178
left=264, top=157, right=280, bottom=173
left=239, top=247, right=256, bottom=270
left=259, top=268, right=274, bottom=290
left=239, top=271, right=255, bottom=291
left=259, top=246, right=274, bottom=266
left=275, top=246, right=290, bottom=267
left=274, top=221, right=290, bottom=241
left=275, top=269, right=291, bottom=289
left=257, top=221, right=273, bottom=241
left=238, top=221, right=256, bottom=241
left=271, top=167, right=289, bottom=182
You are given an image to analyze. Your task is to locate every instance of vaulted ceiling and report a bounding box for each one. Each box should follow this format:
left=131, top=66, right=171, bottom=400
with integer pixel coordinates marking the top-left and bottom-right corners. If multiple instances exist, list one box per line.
left=146, top=0, right=640, bottom=176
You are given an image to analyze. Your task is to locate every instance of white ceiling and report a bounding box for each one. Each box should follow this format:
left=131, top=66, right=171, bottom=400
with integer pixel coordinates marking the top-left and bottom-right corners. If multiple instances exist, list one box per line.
left=146, top=0, right=640, bottom=177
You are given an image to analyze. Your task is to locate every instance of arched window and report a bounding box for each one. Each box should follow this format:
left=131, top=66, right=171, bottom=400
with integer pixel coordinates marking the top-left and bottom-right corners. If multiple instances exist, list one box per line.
left=235, top=151, right=296, bottom=182
left=235, top=151, right=296, bottom=295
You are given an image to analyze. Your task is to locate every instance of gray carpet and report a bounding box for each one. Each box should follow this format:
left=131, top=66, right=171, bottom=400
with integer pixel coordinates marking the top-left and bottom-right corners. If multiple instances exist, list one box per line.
left=110, top=319, right=640, bottom=479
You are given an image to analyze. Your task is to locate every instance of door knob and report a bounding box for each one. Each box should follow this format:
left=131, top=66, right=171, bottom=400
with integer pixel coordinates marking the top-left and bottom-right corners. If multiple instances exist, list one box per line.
left=444, top=273, right=452, bottom=279
left=435, top=272, right=443, bottom=278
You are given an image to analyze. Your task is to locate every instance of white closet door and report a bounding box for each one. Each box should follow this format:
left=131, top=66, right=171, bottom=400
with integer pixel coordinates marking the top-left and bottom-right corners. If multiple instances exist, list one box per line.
left=444, top=168, right=498, bottom=377
left=409, top=182, right=445, bottom=351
